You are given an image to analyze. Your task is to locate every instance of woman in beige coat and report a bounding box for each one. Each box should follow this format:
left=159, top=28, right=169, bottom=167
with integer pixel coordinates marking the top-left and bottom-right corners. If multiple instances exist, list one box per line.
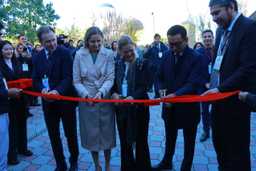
left=73, top=26, right=115, bottom=171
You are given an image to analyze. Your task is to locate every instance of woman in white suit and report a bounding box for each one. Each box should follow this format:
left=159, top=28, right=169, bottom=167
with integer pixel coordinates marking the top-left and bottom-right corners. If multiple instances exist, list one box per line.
left=73, top=26, right=115, bottom=171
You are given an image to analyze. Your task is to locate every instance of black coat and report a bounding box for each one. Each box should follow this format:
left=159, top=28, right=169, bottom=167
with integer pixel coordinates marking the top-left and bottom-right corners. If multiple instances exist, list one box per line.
left=0, top=71, right=9, bottom=115
left=0, top=57, right=26, bottom=115
left=213, top=15, right=256, bottom=117
left=159, top=47, right=202, bottom=128
left=112, top=57, right=152, bottom=142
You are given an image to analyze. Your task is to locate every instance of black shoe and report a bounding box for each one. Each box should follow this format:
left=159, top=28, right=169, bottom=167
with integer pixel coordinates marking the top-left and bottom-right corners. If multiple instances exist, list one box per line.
left=152, top=161, right=172, bottom=170
left=19, top=149, right=33, bottom=156
left=8, top=158, right=20, bottom=165
left=200, top=132, right=209, bottom=142
left=69, top=162, right=78, bottom=171
left=55, top=166, right=67, bottom=171
left=55, top=162, right=68, bottom=171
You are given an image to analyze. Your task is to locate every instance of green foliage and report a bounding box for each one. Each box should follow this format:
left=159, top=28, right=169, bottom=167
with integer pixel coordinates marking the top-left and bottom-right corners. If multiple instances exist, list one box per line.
left=121, top=18, right=144, bottom=43
left=55, top=25, right=86, bottom=43
left=1, top=0, right=59, bottom=43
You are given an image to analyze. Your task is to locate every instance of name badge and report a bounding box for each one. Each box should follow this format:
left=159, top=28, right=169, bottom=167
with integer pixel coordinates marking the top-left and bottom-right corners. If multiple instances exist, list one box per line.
left=208, top=63, right=212, bottom=74
left=3, top=78, right=8, bottom=89
left=22, top=63, right=29, bottom=71
left=158, top=52, right=163, bottom=58
left=213, top=55, right=223, bottom=71
left=122, top=83, right=128, bottom=97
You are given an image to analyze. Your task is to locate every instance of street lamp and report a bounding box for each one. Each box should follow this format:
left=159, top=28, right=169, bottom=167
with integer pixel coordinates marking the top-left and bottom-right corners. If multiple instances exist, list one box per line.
left=151, top=12, right=155, bottom=35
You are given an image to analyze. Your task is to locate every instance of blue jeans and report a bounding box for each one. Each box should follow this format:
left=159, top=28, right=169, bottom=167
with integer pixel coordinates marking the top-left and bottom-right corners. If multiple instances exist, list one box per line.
left=0, top=113, right=9, bottom=171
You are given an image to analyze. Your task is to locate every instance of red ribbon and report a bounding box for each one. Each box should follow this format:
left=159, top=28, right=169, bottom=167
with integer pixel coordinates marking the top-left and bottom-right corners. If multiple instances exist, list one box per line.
left=8, top=79, right=240, bottom=106
left=7, top=78, right=33, bottom=89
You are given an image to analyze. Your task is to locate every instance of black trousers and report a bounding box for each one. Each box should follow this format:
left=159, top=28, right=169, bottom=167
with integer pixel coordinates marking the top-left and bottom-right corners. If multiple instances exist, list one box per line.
left=116, top=106, right=151, bottom=171
left=8, top=99, right=28, bottom=161
left=162, top=116, right=198, bottom=171
left=201, top=102, right=211, bottom=134
left=212, top=104, right=251, bottom=171
left=43, top=101, right=79, bottom=168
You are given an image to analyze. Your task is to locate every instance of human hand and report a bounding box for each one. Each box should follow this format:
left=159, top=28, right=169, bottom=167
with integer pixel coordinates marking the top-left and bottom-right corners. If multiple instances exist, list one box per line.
left=239, top=91, right=249, bottom=102
left=8, top=88, right=21, bottom=98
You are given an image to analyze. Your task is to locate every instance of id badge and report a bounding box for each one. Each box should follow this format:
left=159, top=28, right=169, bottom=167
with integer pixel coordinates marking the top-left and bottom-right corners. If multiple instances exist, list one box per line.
left=22, top=63, right=29, bottom=71
left=158, top=52, right=163, bottom=58
left=208, top=63, right=212, bottom=74
left=213, top=55, right=223, bottom=71
left=122, top=84, right=128, bottom=97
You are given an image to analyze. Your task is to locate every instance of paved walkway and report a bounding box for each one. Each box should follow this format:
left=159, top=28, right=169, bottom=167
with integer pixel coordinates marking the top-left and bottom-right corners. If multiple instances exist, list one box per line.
left=8, top=102, right=256, bottom=171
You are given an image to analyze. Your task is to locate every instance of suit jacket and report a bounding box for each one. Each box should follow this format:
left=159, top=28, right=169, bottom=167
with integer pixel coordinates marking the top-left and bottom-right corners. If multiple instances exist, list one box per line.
left=32, top=46, right=76, bottom=106
left=0, top=57, right=26, bottom=114
left=196, top=47, right=213, bottom=92
left=16, top=54, right=33, bottom=78
left=159, top=47, right=202, bottom=128
left=215, top=15, right=256, bottom=93
left=144, top=42, right=168, bottom=77
left=113, top=57, right=152, bottom=99
left=213, top=15, right=256, bottom=117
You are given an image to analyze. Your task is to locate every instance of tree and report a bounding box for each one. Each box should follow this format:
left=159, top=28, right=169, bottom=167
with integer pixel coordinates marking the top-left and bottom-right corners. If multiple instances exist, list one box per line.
left=65, top=24, right=85, bottom=43
left=182, top=20, right=196, bottom=47
left=101, top=11, right=125, bottom=43
left=2, top=0, right=59, bottom=43
left=121, top=18, right=144, bottom=43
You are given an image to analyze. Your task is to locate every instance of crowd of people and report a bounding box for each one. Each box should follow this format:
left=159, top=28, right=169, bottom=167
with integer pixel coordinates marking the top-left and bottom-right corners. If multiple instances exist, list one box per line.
left=1, top=0, right=256, bottom=171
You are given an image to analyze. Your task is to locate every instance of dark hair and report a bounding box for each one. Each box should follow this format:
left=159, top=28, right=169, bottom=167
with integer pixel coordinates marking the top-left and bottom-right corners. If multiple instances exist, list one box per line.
left=16, top=43, right=24, bottom=49
left=167, top=25, right=187, bottom=39
left=84, top=26, right=103, bottom=47
left=118, top=35, right=134, bottom=51
left=193, top=42, right=204, bottom=49
left=37, top=25, right=55, bottom=42
left=228, top=0, right=238, bottom=11
left=202, top=29, right=214, bottom=36
left=111, top=41, right=117, bottom=50
left=17, top=33, right=25, bottom=39
left=154, top=33, right=161, bottom=39
left=0, top=40, right=14, bottom=59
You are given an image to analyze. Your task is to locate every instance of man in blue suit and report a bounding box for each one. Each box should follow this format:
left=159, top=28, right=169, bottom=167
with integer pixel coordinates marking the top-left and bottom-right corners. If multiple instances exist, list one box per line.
left=144, top=33, right=168, bottom=98
left=152, top=25, right=202, bottom=171
left=32, top=26, right=79, bottom=171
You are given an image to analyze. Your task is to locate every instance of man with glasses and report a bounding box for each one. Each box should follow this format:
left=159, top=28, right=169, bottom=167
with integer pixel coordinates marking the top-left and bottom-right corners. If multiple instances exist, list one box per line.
left=203, top=0, right=256, bottom=170
left=152, top=25, right=202, bottom=171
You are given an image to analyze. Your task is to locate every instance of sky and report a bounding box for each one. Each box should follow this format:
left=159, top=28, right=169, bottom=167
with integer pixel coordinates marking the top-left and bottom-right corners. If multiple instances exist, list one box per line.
left=44, top=0, right=256, bottom=44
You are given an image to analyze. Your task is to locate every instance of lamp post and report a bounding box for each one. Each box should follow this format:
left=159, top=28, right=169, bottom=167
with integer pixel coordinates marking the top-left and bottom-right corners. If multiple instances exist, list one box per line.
left=151, top=12, right=155, bottom=35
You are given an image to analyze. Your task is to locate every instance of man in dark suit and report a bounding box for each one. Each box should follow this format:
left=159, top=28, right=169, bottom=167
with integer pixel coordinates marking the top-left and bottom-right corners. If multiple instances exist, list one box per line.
left=144, top=33, right=168, bottom=98
left=196, top=29, right=215, bottom=142
left=152, top=25, right=202, bottom=171
left=203, top=0, right=256, bottom=170
left=32, top=26, right=79, bottom=171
